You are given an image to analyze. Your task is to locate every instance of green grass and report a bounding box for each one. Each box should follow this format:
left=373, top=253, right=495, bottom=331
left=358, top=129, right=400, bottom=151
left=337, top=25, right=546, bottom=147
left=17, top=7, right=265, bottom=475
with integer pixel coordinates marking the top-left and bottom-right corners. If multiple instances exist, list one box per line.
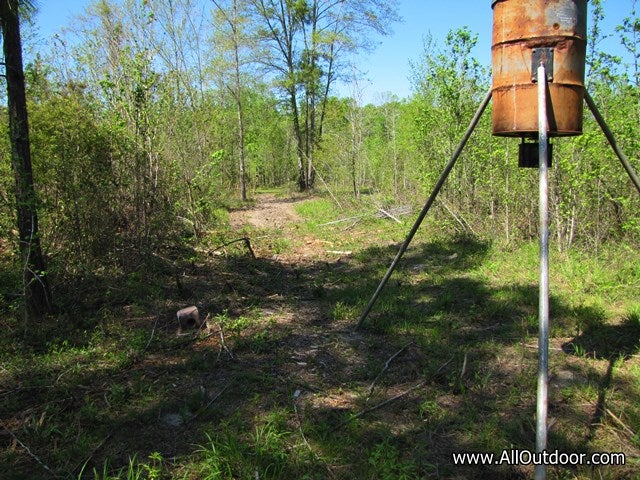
left=367, top=438, right=420, bottom=480
left=1, top=193, right=639, bottom=480
left=294, top=197, right=337, bottom=227
left=294, top=195, right=410, bottom=248
left=78, top=452, right=168, bottom=480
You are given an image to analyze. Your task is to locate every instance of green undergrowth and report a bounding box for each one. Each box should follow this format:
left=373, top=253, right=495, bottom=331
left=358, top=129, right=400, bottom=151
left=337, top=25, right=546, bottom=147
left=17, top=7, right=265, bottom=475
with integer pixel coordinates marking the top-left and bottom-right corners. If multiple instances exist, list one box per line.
left=1, top=194, right=639, bottom=479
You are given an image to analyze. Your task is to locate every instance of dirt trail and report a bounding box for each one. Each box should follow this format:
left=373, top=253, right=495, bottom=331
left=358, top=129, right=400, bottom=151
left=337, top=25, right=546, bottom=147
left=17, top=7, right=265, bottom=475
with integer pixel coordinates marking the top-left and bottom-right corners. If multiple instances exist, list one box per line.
left=229, top=193, right=303, bottom=230
left=229, top=193, right=335, bottom=261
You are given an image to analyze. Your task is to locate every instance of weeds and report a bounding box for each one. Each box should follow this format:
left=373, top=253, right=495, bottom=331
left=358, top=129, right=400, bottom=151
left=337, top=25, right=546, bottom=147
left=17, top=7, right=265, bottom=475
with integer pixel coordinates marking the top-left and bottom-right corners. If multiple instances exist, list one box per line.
left=79, top=452, right=167, bottom=480
left=194, top=419, right=295, bottom=480
left=368, top=438, right=419, bottom=480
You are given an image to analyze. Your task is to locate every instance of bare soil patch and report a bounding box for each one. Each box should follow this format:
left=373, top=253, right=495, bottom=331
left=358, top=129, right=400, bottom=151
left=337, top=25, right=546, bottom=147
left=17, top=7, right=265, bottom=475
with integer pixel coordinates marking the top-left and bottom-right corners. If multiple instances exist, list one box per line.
left=229, top=193, right=303, bottom=230
left=229, top=193, right=337, bottom=261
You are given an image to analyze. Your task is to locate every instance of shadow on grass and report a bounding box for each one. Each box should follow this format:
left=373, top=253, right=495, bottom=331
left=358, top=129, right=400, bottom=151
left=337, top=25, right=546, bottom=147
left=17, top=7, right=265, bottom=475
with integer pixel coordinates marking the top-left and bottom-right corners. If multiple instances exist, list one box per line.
left=561, top=313, right=640, bottom=445
left=1, top=236, right=638, bottom=479
left=562, top=321, right=640, bottom=361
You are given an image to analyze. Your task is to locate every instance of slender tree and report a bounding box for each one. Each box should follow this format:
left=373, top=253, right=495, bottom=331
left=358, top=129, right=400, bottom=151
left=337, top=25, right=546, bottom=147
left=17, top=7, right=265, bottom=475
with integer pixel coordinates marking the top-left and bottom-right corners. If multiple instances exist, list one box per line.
left=212, top=0, right=252, bottom=201
left=0, top=0, right=52, bottom=318
left=251, top=0, right=399, bottom=191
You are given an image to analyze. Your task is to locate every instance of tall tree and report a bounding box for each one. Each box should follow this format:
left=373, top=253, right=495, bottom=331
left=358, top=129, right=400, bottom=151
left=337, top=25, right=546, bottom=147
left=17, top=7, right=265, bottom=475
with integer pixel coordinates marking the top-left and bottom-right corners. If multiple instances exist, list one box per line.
left=251, top=0, right=399, bottom=191
left=74, top=0, right=169, bottom=251
left=0, top=0, right=52, bottom=318
left=212, top=0, right=253, bottom=201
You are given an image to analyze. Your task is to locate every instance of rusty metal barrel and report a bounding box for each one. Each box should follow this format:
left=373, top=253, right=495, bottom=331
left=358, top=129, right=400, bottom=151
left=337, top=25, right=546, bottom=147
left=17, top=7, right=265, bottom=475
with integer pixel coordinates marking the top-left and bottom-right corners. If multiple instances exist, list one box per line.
left=491, top=0, right=587, bottom=137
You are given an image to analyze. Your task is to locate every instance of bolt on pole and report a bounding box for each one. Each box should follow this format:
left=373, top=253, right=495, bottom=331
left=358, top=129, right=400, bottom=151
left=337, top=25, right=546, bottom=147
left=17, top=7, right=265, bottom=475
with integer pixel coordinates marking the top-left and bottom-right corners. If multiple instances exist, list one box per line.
left=535, top=62, right=550, bottom=480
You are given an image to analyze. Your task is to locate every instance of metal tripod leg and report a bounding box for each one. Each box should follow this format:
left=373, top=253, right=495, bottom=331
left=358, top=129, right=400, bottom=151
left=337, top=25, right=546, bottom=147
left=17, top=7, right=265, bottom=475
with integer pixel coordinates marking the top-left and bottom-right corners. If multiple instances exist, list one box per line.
left=354, top=88, right=492, bottom=331
left=584, top=90, right=640, bottom=196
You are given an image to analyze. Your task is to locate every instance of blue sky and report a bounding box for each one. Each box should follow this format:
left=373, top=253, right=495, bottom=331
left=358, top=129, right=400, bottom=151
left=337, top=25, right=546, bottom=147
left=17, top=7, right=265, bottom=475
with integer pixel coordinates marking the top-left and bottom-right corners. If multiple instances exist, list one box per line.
left=32, top=0, right=636, bottom=103
left=349, top=0, right=635, bottom=102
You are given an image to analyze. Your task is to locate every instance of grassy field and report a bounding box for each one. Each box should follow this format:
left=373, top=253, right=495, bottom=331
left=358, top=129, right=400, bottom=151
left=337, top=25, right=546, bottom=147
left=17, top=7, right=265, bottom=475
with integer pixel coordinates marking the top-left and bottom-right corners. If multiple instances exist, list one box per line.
left=1, top=193, right=639, bottom=479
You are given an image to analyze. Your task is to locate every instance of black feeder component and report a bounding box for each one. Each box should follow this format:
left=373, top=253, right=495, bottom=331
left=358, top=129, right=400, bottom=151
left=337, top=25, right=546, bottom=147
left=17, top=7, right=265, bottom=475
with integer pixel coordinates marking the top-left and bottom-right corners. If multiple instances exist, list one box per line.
left=519, top=139, right=552, bottom=168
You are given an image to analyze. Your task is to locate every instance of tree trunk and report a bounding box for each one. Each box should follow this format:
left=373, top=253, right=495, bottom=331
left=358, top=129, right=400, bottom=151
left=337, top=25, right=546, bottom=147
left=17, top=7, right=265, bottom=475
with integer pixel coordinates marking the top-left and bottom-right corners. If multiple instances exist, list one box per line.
left=305, top=0, right=319, bottom=191
left=237, top=95, right=248, bottom=201
left=1, top=0, right=53, bottom=318
left=289, top=89, right=306, bottom=192
left=232, top=0, right=248, bottom=201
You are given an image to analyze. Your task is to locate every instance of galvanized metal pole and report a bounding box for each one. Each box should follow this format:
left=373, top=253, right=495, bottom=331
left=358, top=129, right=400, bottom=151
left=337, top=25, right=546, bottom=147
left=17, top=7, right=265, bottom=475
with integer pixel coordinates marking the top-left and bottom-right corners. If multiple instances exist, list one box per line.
left=354, top=88, right=493, bottom=331
left=584, top=90, right=640, bottom=196
left=535, top=63, right=550, bottom=480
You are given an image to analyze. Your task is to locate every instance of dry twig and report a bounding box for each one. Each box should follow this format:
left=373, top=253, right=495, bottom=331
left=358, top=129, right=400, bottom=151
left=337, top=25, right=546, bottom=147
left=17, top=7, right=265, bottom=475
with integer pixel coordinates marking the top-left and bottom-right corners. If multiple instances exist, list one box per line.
left=293, top=390, right=338, bottom=480
left=320, top=206, right=412, bottom=228
left=319, top=214, right=366, bottom=227
left=460, top=352, right=469, bottom=380
left=336, top=382, right=427, bottom=431
left=367, top=342, right=414, bottom=397
left=335, top=356, right=455, bottom=431
left=343, top=218, right=363, bottom=231
left=437, top=198, right=476, bottom=236
left=217, top=323, right=233, bottom=361
left=211, top=237, right=256, bottom=259
left=144, top=314, right=161, bottom=352
left=293, top=390, right=313, bottom=452
left=2, top=423, right=57, bottom=477
left=189, top=384, right=230, bottom=422
left=72, top=434, right=113, bottom=476
left=377, top=207, right=402, bottom=224
left=605, top=409, right=636, bottom=437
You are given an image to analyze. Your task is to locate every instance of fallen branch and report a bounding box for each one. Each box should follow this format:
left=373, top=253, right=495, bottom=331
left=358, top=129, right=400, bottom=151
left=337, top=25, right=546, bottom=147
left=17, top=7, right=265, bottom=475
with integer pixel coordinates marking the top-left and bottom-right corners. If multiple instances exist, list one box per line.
left=171, top=324, right=221, bottom=350
left=367, top=342, right=414, bottom=397
left=377, top=207, right=402, bottom=224
left=199, top=328, right=222, bottom=342
left=293, top=390, right=314, bottom=454
left=291, top=390, right=338, bottom=480
left=374, top=205, right=413, bottom=219
left=217, top=323, right=233, bottom=361
left=2, top=423, right=57, bottom=477
left=437, top=198, right=476, bottom=236
left=460, top=352, right=469, bottom=380
left=343, top=218, right=363, bottom=231
left=312, top=165, right=343, bottom=212
left=334, top=354, right=454, bottom=431
left=319, top=214, right=367, bottom=227
left=189, top=384, right=230, bottom=422
left=73, top=434, right=113, bottom=476
left=436, top=355, right=455, bottom=375
left=606, top=408, right=636, bottom=437
left=0, top=384, right=55, bottom=398
left=320, top=206, right=413, bottom=228
left=211, top=237, right=256, bottom=259
left=336, top=381, right=427, bottom=431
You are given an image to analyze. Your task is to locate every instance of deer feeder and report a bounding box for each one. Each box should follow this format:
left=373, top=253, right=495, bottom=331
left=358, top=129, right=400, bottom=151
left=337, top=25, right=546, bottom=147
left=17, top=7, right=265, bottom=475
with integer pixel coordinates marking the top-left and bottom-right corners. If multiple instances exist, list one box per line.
left=491, top=0, right=587, bottom=146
